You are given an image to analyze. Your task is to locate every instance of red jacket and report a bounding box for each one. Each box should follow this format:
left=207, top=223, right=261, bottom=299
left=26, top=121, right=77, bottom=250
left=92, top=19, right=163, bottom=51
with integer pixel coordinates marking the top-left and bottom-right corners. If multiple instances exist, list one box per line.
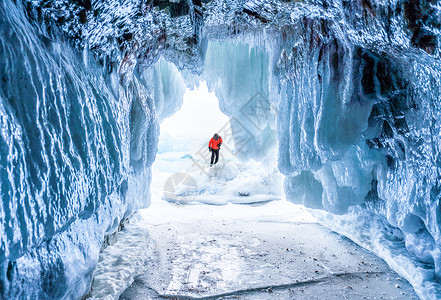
left=209, top=137, right=223, bottom=150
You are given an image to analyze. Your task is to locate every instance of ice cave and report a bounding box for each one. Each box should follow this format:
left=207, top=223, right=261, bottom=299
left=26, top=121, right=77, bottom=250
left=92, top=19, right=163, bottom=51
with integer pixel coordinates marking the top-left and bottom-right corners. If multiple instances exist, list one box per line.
left=1, top=0, right=441, bottom=299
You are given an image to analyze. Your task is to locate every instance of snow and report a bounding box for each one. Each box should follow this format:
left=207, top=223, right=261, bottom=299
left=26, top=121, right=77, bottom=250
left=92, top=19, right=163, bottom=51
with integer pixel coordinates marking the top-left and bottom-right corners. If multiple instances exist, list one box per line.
left=154, top=146, right=282, bottom=206
left=208, top=162, right=239, bottom=181
left=87, top=216, right=155, bottom=299
left=89, top=149, right=417, bottom=299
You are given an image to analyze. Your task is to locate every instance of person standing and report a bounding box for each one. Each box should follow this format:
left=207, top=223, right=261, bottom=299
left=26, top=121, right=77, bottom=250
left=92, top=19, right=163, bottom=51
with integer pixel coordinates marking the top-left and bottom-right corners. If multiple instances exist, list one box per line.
left=208, top=133, right=222, bottom=166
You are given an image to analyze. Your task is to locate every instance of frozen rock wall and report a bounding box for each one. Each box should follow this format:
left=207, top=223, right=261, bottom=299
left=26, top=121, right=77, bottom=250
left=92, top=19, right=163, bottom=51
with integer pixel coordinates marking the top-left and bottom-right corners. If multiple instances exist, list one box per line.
left=276, top=2, right=441, bottom=298
left=0, top=0, right=159, bottom=298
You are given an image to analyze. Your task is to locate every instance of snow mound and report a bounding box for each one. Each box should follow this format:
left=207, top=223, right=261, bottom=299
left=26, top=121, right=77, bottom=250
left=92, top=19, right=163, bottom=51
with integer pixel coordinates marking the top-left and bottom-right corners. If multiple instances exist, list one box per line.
left=155, top=152, right=282, bottom=206
left=208, top=162, right=238, bottom=181
left=162, top=172, right=199, bottom=204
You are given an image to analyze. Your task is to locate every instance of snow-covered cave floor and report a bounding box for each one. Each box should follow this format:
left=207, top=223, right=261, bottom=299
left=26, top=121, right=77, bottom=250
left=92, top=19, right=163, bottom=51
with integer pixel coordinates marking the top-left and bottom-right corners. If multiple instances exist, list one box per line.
left=90, top=153, right=417, bottom=299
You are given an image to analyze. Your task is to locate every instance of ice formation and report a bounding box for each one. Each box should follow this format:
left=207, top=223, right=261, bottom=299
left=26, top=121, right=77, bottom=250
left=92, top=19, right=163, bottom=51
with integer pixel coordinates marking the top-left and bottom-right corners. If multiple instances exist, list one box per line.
left=1, top=0, right=441, bottom=299
left=201, top=40, right=278, bottom=161
left=0, top=1, right=161, bottom=297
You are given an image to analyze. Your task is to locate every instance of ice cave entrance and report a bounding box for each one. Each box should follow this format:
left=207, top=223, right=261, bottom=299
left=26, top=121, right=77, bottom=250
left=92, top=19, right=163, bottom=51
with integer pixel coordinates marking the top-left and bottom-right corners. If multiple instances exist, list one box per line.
left=153, top=81, right=284, bottom=206
left=159, top=81, right=233, bottom=164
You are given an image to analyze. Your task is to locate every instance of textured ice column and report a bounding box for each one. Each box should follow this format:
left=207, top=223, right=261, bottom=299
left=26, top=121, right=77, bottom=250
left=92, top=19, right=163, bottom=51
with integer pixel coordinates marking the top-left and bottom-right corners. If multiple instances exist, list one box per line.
left=142, top=57, right=186, bottom=121
left=0, top=0, right=158, bottom=298
left=375, top=59, right=441, bottom=283
left=278, top=24, right=375, bottom=214
left=202, top=39, right=277, bottom=160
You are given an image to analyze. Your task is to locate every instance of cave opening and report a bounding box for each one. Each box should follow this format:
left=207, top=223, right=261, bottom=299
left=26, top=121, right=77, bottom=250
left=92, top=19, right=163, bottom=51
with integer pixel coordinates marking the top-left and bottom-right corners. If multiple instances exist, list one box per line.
left=86, top=34, right=420, bottom=297
left=152, top=74, right=287, bottom=206
left=146, top=40, right=287, bottom=206
left=92, top=39, right=418, bottom=298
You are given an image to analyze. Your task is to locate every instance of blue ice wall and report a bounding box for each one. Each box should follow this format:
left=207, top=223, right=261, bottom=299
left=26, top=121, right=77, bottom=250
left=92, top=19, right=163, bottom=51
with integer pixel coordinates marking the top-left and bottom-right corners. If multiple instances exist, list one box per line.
left=275, top=2, right=441, bottom=298
left=0, top=0, right=158, bottom=298
left=202, top=40, right=277, bottom=161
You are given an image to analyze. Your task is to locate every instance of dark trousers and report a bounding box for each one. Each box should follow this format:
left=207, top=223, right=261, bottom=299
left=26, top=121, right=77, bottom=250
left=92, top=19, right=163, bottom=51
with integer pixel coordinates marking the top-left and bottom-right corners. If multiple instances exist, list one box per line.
left=210, top=149, right=219, bottom=165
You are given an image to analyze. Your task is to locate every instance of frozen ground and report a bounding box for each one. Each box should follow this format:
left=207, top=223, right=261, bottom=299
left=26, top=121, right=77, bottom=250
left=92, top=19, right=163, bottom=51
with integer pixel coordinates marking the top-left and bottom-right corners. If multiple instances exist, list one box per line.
left=89, top=152, right=417, bottom=299
left=119, top=202, right=416, bottom=300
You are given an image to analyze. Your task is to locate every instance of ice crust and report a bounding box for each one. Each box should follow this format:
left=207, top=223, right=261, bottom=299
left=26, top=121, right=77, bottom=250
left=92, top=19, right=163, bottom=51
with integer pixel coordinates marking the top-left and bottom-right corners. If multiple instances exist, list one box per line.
left=2, top=0, right=441, bottom=299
